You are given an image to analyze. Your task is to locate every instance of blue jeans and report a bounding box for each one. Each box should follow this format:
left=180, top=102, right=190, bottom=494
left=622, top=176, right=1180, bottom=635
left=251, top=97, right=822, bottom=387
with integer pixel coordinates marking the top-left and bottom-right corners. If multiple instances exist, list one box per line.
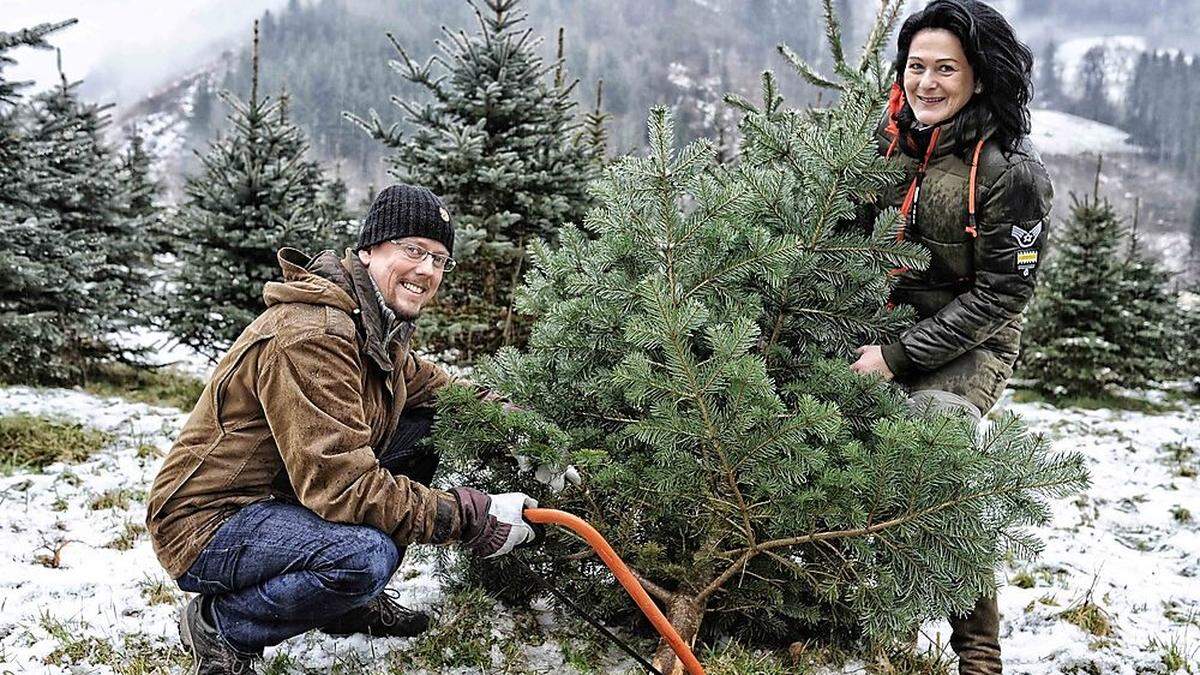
left=176, top=409, right=437, bottom=651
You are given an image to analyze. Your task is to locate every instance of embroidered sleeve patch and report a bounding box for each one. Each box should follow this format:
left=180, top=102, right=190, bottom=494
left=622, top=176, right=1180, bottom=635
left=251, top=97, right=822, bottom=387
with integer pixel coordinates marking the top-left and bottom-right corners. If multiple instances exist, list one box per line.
left=1017, top=249, right=1039, bottom=276
left=1011, top=222, right=1043, bottom=247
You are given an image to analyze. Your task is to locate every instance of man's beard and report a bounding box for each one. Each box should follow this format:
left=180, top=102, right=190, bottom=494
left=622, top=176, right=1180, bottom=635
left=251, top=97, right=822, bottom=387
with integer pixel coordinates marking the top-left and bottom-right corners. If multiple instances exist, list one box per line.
left=392, top=304, right=421, bottom=321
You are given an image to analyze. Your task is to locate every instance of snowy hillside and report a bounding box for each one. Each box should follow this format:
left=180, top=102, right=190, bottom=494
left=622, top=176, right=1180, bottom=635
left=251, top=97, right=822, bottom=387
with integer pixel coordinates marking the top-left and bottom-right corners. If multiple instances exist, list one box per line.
left=1029, top=109, right=1141, bottom=157
left=0, top=378, right=1197, bottom=672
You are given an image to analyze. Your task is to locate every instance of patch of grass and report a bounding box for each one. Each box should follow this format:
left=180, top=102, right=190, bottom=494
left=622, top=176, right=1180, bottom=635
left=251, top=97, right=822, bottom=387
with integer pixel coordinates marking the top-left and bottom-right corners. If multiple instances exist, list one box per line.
left=1059, top=596, right=1115, bottom=637
left=869, top=646, right=954, bottom=675
left=1012, top=388, right=1176, bottom=414
left=1010, top=570, right=1036, bottom=589
left=40, top=612, right=116, bottom=666
left=88, top=487, right=145, bottom=511
left=1173, top=506, right=1194, bottom=523
left=0, top=413, right=111, bottom=474
left=84, top=362, right=206, bottom=412
left=1164, top=442, right=1199, bottom=478
left=786, top=641, right=849, bottom=671
left=1163, top=601, right=1200, bottom=628
left=1009, top=565, right=1063, bottom=589
left=703, top=641, right=793, bottom=675
left=38, top=612, right=188, bottom=673
left=383, top=587, right=526, bottom=673
left=553, top=618, right=619, bottom=673
left=138, top=576, right=179, bottom=606
left=108, top=521, right=148, bottom=550
left=261, top=652, right=303, bottom=675
left=1148, top=635, right=1199, bottom=673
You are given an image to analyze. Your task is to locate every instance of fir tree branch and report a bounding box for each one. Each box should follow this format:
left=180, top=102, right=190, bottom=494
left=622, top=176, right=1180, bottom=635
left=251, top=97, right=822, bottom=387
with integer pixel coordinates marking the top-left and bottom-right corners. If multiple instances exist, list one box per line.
left=563, top=548, right=675, bottom=603
left=857, top=0, right=905, bottom=74
left=640, top=150, right=761, bottom=559
left=722, top=475, right=1084, bottom=560
left=821, top=0, right=846, bottom=69
left=696, top=549, right=756, bottom=603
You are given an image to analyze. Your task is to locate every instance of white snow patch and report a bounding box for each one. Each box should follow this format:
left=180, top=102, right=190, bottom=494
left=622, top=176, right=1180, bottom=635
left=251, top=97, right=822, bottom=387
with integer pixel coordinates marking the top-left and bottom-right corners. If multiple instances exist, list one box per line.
left=667, top=62, right=694, bottom=90
left=1029, top=109, right=1141, bottom=157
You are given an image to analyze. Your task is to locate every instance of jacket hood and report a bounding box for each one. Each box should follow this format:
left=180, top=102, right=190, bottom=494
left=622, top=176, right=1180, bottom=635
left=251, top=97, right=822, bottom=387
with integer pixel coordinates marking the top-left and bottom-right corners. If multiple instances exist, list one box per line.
left=262, top=248, right=358, bottom=313
left=263, top=247, right=413, bottom=373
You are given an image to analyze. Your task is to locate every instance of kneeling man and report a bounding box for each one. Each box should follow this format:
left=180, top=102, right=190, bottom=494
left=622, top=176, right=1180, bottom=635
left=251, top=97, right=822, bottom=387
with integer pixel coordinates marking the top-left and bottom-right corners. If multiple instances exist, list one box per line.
left=147, top=184, right=536, bottom=673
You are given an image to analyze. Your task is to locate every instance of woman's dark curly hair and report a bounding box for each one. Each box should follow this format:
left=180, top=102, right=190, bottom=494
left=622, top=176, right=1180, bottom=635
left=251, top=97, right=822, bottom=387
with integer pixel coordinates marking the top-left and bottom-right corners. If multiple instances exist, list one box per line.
left=893, top=0, right=1034, bottom=152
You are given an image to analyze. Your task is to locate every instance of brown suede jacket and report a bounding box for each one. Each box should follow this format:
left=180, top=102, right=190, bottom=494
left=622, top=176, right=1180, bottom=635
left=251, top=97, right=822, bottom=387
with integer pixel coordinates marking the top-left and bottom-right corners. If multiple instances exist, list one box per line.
left=147, top=248, right=462, bottom=578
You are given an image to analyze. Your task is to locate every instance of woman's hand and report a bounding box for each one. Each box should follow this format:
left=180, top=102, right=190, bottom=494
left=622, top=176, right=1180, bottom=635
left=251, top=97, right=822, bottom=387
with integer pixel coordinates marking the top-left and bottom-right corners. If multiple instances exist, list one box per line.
left=850, top=345, right=894, bottom=380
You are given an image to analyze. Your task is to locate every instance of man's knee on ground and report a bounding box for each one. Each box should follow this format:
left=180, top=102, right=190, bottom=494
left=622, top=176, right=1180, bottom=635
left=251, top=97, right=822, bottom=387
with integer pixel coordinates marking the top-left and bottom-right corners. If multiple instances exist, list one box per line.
left=313, top=527, right=400, bottom=598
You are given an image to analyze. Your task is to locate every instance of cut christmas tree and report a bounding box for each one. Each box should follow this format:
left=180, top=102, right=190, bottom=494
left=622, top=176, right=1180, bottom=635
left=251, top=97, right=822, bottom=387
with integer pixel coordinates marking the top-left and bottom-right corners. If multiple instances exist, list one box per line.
left=434, top=3, right=1088, bottom=669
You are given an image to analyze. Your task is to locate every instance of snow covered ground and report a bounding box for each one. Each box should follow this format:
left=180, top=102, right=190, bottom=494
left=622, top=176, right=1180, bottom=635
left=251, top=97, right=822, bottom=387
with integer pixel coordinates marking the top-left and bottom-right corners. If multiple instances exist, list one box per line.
left=0, top=381, right=1196, bottom=673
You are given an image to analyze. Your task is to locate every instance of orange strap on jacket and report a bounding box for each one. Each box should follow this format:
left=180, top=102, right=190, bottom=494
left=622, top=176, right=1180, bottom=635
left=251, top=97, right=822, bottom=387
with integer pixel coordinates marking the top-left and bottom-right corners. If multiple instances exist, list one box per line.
left=524, top=508, right=707, bottom=675
left=885, top=126, right=941, bottom=277
left=965, top=138, right=986, bottom=238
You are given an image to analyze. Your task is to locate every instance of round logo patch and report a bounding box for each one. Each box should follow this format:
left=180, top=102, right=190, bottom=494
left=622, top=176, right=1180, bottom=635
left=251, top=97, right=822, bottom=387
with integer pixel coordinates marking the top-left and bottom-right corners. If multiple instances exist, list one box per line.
left=439, top=207, right=450, bottom=222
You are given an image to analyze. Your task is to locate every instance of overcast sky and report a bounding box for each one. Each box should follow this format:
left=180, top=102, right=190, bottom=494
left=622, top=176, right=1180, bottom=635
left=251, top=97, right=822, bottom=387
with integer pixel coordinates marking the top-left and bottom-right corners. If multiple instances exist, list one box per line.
left=2, top=0, right=289, bottom=104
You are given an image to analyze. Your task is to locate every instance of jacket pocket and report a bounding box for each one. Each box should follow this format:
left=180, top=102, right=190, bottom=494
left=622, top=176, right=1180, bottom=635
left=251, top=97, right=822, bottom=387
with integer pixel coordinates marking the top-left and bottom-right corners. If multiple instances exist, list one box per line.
left=148, top=446, right=209, bottom=521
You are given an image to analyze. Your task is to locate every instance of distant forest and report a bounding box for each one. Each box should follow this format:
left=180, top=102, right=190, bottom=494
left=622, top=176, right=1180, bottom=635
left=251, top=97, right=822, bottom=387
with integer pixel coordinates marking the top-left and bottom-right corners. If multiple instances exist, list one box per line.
left=1038, top=39, right=1200, bottom=177
left=191, top=0, right=847, bottom=188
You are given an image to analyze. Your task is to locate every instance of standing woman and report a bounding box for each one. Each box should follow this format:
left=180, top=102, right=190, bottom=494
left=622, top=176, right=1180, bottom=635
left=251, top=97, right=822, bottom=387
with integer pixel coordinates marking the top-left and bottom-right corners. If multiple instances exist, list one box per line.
left=849, top=0, right=1051, bottom=672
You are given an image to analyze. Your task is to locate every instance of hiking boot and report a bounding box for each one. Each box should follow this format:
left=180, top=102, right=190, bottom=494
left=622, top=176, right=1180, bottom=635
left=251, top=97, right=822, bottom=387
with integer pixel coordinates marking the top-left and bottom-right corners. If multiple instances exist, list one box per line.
left=320, top=588, right=430, bottom=638
left=179, top=595, right=259, bottom=675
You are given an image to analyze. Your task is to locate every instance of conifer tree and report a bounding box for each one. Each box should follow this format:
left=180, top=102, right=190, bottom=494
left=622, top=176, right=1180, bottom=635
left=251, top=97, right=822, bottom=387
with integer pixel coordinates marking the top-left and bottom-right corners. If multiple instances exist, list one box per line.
left=1037, top=40, right=1061, bottom=108
left=1112, top=212, right=1176, bottom=388
left=1190, top=194, right=1200, bottom=278
left=118, top=126, right=170, bottom=255
left=2, top=36, right=152, bottom=384
left=434, top=3, right=1088, bottom=668
left=0, top=20, right=78, bottom=383
left=161, top=23, right=351, bottom=359
left=1177, top=289, right=1200, bottom=394
left=1021, top=192, right=1129, bottom=396
left=347, top=0, right=597, bottom=360
left=1073, top=46, right=1116, bottom=125
left=581, top=80, right=611, bottom=168
left=189, top=75, right=215, bottom=142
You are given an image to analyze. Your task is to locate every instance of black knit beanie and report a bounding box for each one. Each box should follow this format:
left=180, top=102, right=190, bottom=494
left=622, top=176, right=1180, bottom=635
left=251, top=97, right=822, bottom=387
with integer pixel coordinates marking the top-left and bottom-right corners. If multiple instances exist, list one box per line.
left=356, top=184, right=455, bottom=255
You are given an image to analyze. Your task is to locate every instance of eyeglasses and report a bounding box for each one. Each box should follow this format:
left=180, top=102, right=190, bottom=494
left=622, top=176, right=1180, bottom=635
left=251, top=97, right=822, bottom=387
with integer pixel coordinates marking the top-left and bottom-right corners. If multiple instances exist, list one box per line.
left=390, top=240, right=457, bottom=272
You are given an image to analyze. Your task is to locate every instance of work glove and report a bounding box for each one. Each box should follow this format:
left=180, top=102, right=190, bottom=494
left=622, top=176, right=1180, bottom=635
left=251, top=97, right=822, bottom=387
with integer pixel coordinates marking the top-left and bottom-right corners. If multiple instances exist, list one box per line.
left=515, top=454, right=582, bottom=494
left=450, top=487, right=539, bottom=559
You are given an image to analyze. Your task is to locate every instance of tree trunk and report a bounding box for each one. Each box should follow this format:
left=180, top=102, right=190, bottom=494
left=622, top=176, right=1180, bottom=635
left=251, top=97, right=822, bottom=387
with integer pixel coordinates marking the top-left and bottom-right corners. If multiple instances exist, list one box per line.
left=651, top=594, right=707, bottom=675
